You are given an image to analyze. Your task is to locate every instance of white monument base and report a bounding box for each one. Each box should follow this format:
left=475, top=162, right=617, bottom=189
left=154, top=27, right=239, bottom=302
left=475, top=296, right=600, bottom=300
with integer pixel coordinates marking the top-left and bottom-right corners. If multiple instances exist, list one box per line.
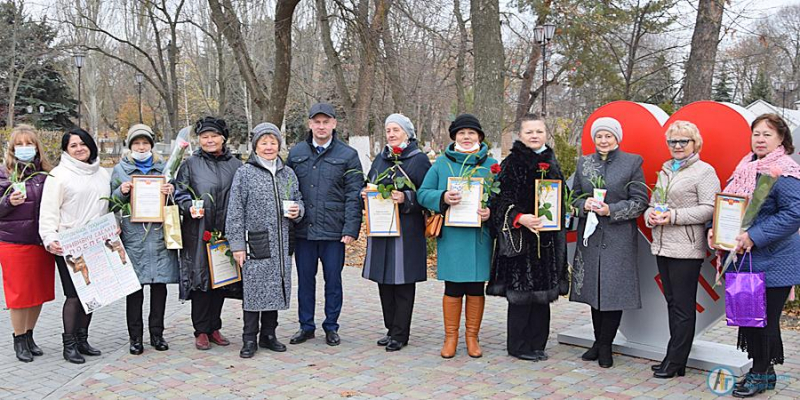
left=557, top=324, right=752, bottom=376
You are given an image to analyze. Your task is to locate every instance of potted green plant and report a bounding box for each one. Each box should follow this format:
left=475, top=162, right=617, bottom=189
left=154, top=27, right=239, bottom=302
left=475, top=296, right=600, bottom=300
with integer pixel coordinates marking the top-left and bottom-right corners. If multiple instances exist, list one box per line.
left=179, top=183, right=214, bottom=218
left=564, top=187, right=590, bottom=230
left=282, top=175, right=298, bottom=218
left=627, top=172, right=672, bottom=216
left=1, top=163, right=52, bottom=199
left=589, top=175, right=606, bottom=204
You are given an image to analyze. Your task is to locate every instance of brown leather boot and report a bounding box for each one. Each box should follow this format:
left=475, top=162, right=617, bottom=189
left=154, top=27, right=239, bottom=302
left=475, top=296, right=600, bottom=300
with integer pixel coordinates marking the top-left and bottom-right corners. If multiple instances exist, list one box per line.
left=440, top=295, right=462, bottom=358
left=464, top=295, right=485, bottom=358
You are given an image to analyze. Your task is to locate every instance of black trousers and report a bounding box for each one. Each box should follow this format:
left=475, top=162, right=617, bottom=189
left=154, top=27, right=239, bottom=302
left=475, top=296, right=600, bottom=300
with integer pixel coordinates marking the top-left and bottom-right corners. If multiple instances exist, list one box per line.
left=191, top=289, right=225, bottom=337
left=378, top=283, right=416, bottom=343
left=126, top=284, right=167, bottom=339
left=444, top=281, right=485, bottom=297
left=507, top=302, right=550, bottom=354
left=242, top=310, right=279, bottom=342
left=657, top=256, right=703, bottom=366
left=591, top=308, right=623, bottom=345
left=738, top=286, right=792, bottom=372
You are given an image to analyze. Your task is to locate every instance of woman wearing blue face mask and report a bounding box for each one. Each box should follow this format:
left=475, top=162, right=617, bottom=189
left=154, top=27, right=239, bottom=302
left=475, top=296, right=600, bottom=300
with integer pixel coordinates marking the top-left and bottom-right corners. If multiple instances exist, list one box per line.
left=0, top=125, right=55, bottom=362
left=110, top=124, right=178, bottom=356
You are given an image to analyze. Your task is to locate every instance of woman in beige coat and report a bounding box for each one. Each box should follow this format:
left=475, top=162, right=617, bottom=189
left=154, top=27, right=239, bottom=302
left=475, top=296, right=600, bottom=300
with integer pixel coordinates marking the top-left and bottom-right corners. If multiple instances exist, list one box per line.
left=644, top=121, right=719, bottom=379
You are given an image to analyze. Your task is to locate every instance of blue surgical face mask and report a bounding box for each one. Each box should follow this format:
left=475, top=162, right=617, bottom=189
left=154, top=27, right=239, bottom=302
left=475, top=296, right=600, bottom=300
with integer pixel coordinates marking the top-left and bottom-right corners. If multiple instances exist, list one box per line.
left=14, top=146, right=36, bottom=162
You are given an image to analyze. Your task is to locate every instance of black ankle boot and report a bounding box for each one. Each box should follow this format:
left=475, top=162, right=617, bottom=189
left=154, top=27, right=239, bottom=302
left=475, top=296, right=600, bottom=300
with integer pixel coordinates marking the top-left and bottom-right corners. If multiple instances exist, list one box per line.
left=736, top=367, right=777, bottom=392
left=75, top=328, right=101, bottom=356
left=62, top=333, right=85, bottom=364
left=25, top=330, right=43, bottom=356
left=581, top=342, right=599, bottom=361
left=653, top=362, right=685, bottom=379
left=732, top=372, right=768, bottom=398
left=240, top=340, right=258, bottom=358
left=13, top=333, right=33, bottom=362
left=129, top=337, right=144, bottom=355
left=597, top=344, right=613, bottom=368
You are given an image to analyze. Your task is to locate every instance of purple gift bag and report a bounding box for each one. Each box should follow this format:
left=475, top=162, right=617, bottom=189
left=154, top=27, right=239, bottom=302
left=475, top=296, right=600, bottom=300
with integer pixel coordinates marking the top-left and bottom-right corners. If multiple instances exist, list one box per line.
left=725, top=252, right=767, bottom=328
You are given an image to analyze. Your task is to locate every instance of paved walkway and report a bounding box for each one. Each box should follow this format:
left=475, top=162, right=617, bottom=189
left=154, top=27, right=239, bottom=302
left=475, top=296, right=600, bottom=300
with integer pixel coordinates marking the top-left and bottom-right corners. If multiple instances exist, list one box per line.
left=1, top=266, right=799, bottom=399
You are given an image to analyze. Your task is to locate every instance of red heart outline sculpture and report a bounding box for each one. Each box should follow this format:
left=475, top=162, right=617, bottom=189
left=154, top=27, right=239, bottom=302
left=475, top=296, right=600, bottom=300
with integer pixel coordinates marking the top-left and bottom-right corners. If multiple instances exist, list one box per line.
left=580, top=100, right=755, bottom=241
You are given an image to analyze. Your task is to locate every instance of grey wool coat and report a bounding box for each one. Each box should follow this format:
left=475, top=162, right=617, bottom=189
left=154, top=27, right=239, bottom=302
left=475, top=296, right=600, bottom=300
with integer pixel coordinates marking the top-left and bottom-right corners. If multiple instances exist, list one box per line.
left=570, top=149, right=648, bottom=311
left=110, top=154, right=179, bottom=285
left=225, top=156, right=304, bottom=312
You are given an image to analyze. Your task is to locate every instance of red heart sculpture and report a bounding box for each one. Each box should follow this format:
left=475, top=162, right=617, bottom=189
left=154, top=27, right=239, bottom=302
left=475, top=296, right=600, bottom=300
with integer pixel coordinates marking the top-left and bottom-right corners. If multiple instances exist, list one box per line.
left=580, top=100, right=754, bottom=241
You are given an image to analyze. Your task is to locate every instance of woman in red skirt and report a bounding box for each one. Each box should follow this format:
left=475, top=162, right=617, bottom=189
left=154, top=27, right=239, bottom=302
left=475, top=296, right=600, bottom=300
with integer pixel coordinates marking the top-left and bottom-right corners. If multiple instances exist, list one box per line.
left=0, top=124, right=55, bottom=362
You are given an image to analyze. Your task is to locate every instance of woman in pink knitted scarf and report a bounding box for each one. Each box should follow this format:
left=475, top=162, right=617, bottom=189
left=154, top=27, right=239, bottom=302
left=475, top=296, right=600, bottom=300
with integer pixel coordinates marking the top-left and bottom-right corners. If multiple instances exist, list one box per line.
left=708, top=113, right=800, bottom=398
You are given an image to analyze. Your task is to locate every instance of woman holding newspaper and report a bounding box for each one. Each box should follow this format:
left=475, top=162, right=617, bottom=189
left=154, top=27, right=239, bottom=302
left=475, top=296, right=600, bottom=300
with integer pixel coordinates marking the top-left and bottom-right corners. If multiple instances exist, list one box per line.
left=39, top=128, right=110, bottom=364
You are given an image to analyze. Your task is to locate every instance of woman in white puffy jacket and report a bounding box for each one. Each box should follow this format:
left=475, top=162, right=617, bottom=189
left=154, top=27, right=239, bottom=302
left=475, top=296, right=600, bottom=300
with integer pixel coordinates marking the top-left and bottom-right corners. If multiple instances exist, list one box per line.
left=39, top=128, right=110, bottom=364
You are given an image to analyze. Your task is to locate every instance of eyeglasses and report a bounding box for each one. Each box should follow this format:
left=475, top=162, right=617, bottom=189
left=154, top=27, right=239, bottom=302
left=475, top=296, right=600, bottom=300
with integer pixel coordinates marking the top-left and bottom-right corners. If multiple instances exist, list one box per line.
left=667, top=139, right=693, bottom=148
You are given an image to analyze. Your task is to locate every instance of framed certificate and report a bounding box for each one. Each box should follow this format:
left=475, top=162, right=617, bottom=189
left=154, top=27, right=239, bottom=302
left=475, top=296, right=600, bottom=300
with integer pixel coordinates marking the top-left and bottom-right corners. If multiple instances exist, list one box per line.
left=445, top=177, right=484, bottom=228
left=206, top=240, right=241, bottom=289
left=535, top=179, right=563, bottom=231
left=130, top=175, right=166, bottom=223
left=712, top=193, right=749, bottom=250
left=364, top=191, right=401, bottom=237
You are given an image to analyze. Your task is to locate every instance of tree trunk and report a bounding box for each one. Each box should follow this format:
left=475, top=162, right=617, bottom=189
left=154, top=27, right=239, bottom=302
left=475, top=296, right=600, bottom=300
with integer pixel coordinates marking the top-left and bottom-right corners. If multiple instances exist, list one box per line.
left=208, top=0, right=270, bottom=121
left=349, top=0, right=393, bottom=139
left=682, top=0, right=725, bottom=104
left=470, top=0, right=505, bottom=151
left=513, top=0, right=550, bottom=126
left=453, top=0, right=468, bottom=114
left=382, top=22, right=407, bottom=114
left=266, top=0, right=301, bottom=126
left=316, top=0, right=354, bottom=120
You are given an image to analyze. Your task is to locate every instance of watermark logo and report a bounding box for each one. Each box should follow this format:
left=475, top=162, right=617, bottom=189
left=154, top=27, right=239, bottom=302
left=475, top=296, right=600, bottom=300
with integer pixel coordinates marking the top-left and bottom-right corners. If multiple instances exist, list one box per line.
left=707, top=367, right=735, bottom=395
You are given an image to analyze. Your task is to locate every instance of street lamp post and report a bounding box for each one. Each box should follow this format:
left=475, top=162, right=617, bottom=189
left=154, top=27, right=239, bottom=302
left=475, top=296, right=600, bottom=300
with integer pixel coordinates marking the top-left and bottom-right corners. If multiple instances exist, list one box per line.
left=774, top=81, right=797, bottom=118
left=74, top=53, right=85, bottom=127
left=534, top=23, right=556, bottom=116
left=135, top=72, right=144, bottom=123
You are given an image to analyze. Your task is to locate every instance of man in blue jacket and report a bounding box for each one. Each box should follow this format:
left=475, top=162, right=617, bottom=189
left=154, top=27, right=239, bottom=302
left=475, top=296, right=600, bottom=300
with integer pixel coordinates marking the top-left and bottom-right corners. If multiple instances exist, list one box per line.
left=287, top=103, right=364, bottom=346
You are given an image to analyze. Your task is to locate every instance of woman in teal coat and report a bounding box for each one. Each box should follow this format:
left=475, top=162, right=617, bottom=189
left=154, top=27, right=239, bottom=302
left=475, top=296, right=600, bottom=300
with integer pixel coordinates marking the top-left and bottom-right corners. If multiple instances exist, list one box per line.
left=418, top=114, right=497, bottom=359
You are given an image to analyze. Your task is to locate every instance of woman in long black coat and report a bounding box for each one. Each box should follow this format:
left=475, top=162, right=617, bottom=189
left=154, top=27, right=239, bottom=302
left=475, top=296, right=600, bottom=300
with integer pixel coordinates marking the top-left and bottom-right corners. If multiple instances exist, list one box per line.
left=487, top=114, right=568, bottom=362
left=174, top=116, right=242, bottom=351
left=361, top=114, right=431, bottom=352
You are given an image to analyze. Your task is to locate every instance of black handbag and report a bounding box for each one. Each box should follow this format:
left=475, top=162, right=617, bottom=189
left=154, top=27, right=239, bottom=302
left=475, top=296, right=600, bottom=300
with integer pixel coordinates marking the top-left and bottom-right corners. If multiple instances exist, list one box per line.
left=497, top=205, right=528, bottom=258
left=246, top=230, right=271, bottom=259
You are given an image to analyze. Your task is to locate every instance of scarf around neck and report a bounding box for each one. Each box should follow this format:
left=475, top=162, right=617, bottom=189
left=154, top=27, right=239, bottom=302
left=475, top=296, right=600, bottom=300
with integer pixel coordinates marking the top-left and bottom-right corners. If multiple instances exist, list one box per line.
left=723, top=145, right=800, bottom=196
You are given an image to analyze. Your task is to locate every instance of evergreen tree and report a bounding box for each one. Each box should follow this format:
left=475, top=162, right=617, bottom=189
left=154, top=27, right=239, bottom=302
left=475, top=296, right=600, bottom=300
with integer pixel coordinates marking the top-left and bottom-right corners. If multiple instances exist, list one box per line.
left=744, top=67, right=773, bottom=105
left=16, top=63, right=78, bottom=130
left=713, top=68, right=733, bottom=103
left=0, top=0, right=76, bottom=129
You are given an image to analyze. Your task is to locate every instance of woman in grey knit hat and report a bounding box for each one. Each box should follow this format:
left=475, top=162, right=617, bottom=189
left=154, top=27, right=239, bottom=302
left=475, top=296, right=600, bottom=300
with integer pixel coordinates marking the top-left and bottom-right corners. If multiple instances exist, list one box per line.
left=225, top=122, right=305, bottom=358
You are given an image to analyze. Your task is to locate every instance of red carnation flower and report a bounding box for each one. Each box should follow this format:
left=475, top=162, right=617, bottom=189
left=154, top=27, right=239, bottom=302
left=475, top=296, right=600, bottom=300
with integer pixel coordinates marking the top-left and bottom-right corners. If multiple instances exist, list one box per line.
left=392, top=146, right=403, bottom=155
left=538, top=162, right=550, bottom=171
left=490, top=163, right=501, bottom=174
left=203, top=230, right=212, bottom=242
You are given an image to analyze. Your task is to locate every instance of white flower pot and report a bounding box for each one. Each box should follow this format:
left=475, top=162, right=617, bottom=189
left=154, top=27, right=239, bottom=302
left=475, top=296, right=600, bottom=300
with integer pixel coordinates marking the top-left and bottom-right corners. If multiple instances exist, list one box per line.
left=282, top=200, right=298, bottom=218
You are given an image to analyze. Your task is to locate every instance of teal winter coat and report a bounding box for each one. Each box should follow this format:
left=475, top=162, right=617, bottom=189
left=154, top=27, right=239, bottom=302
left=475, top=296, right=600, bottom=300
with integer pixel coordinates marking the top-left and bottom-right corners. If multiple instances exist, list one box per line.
left=417, top=143, right=497, bottom=282
left=110, top=154, right=179, bottom=285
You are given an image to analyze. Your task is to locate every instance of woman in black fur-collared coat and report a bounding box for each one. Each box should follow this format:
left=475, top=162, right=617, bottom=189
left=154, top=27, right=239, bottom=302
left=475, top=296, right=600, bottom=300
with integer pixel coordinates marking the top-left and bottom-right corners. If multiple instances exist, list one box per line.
left=487, top=114, right=568, bottom=362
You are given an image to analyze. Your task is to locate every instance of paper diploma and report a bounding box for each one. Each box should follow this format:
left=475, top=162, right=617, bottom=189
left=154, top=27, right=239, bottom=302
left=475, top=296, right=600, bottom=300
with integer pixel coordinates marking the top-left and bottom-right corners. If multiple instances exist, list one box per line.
left=207, top=240, right=241, bottom=289
left=365, top=191, right=401, bottom=236
left=445, top=177, right=483, bottom=227
left=713, top=194, right=747, bottom=250
left=130, top=175, right=165, bottom=223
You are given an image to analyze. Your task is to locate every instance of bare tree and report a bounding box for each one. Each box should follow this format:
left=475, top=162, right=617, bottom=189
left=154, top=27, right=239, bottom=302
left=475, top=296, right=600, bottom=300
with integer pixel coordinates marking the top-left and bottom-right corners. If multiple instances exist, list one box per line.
left=207, top=0, right=301, bottom=126
left=682, top=0, right=725, bottom=104
left=471, top=0, right=504, bottom=150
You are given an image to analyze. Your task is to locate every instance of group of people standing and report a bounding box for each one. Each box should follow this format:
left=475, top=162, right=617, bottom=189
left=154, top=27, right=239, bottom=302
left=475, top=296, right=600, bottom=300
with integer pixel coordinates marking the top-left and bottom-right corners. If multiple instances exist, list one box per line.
left=1, top=103, right=799, bottom=398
